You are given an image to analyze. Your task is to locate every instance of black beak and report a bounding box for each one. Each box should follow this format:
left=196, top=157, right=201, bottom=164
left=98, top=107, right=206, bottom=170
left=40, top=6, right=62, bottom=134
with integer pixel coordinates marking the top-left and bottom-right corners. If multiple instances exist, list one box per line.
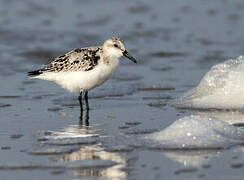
left=123, top=50, right=137, bottom=63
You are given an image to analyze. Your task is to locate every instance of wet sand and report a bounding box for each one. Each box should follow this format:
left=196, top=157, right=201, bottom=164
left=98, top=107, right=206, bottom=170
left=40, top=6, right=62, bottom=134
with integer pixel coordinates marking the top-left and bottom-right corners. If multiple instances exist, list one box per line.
left=1, top=0, right=244, bottom=179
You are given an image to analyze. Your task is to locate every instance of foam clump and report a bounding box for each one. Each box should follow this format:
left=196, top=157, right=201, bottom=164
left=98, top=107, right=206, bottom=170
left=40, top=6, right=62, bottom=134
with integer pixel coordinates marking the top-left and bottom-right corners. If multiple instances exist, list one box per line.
left=173, top=56, right=244, bottom=109
left=146, top=115, right=244, bottom=149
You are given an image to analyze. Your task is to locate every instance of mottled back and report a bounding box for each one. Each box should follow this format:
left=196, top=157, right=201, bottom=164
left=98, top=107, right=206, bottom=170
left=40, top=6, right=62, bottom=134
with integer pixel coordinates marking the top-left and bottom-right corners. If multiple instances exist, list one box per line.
left=47, top=47, right=101, bottom=72
left=28, top=47, right=102, bottom=76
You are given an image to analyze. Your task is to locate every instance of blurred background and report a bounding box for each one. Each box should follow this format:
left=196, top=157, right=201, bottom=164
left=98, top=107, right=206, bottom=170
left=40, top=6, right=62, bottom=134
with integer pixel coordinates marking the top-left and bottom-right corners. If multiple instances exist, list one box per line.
left=1, top=0, right=244, bottom=179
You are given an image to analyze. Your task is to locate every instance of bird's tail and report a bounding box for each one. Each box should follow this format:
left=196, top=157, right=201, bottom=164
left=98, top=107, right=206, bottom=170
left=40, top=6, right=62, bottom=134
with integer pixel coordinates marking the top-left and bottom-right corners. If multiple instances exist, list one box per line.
left=27, top=69, right=43, bottom=77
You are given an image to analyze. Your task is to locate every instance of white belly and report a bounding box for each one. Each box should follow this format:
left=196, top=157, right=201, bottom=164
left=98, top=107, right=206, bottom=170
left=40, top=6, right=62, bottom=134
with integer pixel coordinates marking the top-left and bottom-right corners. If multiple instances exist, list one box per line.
left=35, top=60, right=119, bottom=92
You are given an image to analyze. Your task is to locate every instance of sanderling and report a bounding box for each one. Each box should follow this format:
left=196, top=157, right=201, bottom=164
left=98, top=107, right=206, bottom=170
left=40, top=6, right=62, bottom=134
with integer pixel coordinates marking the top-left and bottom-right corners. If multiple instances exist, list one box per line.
left=28, top=37, right=137, bottom=110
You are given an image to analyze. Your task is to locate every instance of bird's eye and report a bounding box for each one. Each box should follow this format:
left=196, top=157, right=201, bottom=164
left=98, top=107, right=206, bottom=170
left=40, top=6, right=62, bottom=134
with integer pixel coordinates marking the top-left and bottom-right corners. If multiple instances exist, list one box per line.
left=114, top=44, right=119, bottom=48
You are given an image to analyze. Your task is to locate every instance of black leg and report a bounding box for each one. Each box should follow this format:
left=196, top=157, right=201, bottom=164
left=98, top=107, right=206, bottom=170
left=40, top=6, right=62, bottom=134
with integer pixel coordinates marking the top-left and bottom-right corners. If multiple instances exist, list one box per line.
left=79, top=91, right=90, bottom=126
left=85, top=108, right=89, bottom=126
left=84, top=91, right=89, bottom=110
left=78, top=92, right=83, bottom=125
left=78, top=92, right=83, bottom=111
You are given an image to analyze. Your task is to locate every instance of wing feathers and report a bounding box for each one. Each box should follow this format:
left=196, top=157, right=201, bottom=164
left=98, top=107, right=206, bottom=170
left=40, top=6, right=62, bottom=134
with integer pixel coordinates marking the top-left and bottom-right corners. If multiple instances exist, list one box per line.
left=27, top=46, right=102, bottom=76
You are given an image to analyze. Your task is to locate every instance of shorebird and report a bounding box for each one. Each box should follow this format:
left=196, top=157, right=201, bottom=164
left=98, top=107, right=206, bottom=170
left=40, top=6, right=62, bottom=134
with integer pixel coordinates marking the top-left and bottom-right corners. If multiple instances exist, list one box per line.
left=28, top=37, right=137, bottom=110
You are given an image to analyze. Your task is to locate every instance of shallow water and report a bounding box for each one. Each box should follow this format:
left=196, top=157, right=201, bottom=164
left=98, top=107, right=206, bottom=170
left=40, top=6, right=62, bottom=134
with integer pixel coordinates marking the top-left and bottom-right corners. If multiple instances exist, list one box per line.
left=1, top=0, right=244, bottom=179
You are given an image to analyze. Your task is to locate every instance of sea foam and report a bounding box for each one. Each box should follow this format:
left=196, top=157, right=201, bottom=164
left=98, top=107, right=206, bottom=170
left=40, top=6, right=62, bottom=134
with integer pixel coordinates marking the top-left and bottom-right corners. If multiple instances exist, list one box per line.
left=173, top=56, right=244, bottom=109
left=146, top=115, right=244, bottom=149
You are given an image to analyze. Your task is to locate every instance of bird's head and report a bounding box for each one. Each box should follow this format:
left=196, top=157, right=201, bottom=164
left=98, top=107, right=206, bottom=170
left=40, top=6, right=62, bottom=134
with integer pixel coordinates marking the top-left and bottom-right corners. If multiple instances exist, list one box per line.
left=103, top=37, right=137, bottom=63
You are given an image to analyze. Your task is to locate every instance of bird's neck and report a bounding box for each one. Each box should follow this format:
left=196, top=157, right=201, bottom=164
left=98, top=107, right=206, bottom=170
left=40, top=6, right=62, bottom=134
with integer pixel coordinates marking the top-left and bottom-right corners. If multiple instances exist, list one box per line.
left=101, top=55, right=120, bottom=67
left=101, top=49, right=120, bottom=66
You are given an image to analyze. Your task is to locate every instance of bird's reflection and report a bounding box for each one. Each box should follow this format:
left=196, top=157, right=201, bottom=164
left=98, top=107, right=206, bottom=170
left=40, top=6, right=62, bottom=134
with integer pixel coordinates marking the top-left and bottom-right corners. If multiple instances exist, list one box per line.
left=55, top=145, right=128, bottom=179
left=79, top=107, right=89, bottom=126
left=43, top=124, right=128, bottom=180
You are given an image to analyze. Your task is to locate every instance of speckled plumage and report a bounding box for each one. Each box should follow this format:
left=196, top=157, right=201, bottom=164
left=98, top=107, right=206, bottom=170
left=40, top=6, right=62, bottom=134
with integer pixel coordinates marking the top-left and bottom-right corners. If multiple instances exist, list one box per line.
left=30, top=47, right=102, bottom=75
left=28, top=37, right=137, bottom=107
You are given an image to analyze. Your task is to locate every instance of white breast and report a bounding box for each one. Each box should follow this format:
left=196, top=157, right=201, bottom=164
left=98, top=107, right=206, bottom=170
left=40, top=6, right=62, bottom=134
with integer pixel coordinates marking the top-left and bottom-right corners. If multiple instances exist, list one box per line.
left=35, top=58, right=120, bottom=93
